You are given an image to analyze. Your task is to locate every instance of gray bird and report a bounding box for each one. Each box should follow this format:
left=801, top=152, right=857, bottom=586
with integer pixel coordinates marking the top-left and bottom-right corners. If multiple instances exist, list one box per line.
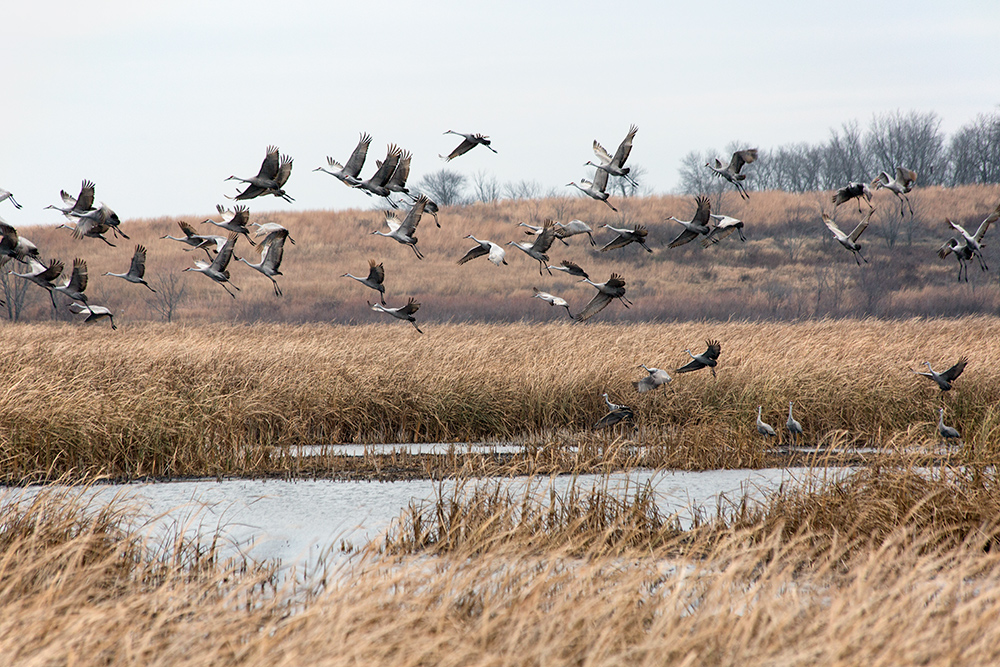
left=575, top=273, right=630, bottom=322
left=373, top=195, right=428, bottom=259
left=706, top=149, right=758, bottom=200
left=567, top=167, right=618, bottom=212
left=832, top=181, right=873, bottom=213
left=315, top=132, right=371, bottom=187
left=507, top=220, right=557, bottom=275
left=599, top=223, right=652, bottom=253
left=786, top=402, right=803, bottom=446
left=237, top=228, right=288, bottom=296
left=227, top=146, right=294, bottom=202
left=440, top=130, right=497, bottom=161
left=633, top=365, right=672, bottom=393
left=871, top=167, right=917, bottom=218
left=911, top=357, right=967, bottom=392
left=756, top=406, right=777, bottom=439
left=585, top=125, right=638, bottom=186
left=937, top=408, right=961, bottom=445
left=369, top=297, right=423, bottom=333
left=342, top=259, right=386, bottom=304
left=668, top=196, right=713, bottom=248
left=677, top=340, right=721, bottom=378
left=183, top=232, right=241, bottom=298
left=104, top=244, right=156, bottom=292
left=823, top=208, right=873, bottom=265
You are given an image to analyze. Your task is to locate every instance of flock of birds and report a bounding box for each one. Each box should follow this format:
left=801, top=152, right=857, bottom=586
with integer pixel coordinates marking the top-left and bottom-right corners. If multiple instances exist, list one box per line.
left=0, top=127, right=994, bottom=446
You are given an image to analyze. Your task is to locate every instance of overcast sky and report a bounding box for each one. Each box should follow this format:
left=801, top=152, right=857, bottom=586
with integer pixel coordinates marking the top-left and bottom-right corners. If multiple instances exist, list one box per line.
left=3, top=1, right=998, bottom=222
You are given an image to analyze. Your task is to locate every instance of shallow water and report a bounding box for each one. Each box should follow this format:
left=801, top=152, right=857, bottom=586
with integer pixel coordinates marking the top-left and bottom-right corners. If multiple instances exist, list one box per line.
left=4, top=467, right=849, bottom=568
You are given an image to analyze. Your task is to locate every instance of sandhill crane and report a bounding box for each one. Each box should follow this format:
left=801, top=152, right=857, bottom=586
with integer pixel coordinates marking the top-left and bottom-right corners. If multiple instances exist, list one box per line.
left=458, top=235, right=507, bottom=266
left=227, top=146, right=294, bottom=202
left=586, top=125, right=639, bottom=186
left=342, top=259, right=386, bottom=304
left=756, top=406, right=777, bottom=440
left=701, top=213, right=746, bottom=246
left=938, top=236, right=974, bottom=282
left=161, top=221, right=226, bottom=258
left=440, top=130, right=497, bottom=161
left=676, top=340, right=721, bottom=378
left=0, top=219, right=40, bottom=263
left=46, top=180, right=96, bottom=218
left=0, top=188, right=21, bottom=209
left=599, top=223, right=652, bottom=253
left=53, top=258, right=91, bottom=311
left=68, top=302, right=116, bottom=330
left=555, top=220, right=596, bottom=246
left=183, top=232, right=240, bottom=298
left=594, top=393, right=634, bottom=430
left=531, top=287, right=572, bottom=318
left=634, top=364, right=672, bottom=393
left=937, top=408, right=961, bottom=446
left=519, top=221, right=569, bottom=247
left=251, top=221, right=296, bottom=245
left=104, top=244, right=156, bottom=292
left=668, top=195, right=713, bottom=248
left=871, top=167, right=917, bottom=218
left=384, top=149, right=412, bottom=197
left=238, top=228, right=288, bottom=296
left=507, top=219, right=556, bottom=275
left=228, top=146, right=294, bottom=202
left=58, top=206, right=117, bottom=247
left=786, top=402, right=803, bottom=446
left=314, top=132, right=371, bottom=187
left=822, top=208, right=873, bottom=265
left=947, top=204, right=1000, bottom=272
left=911, top=357, right=967, bottom=392
left=404, top=192, right=441, bottom=227
left=205, top=204, right=256, bottom=245
left=547, top=259, right=589, bottom=279
left=9, top=258, right=63, bottom=307
left=832, top=181, right=873, bottom=213
left=707, top=149, right=758, bottom=200
left=373, top=195, right=427, bottom=259
left=356, top=144, right=403, bottom=202
left=567, top=168, right=618, bottom=211
left=575, top=273, right=630, bottom=322
left=369, top=297, right=423, bottom=333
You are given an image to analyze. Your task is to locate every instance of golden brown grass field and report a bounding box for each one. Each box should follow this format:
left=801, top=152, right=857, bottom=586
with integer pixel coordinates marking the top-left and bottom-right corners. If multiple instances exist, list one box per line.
left=5, top=186, right=1000, bottom=665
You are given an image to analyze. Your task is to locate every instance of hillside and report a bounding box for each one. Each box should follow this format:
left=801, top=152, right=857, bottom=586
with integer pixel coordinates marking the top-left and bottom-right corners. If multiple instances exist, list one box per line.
left=4, top=184, right=1000, bottom=326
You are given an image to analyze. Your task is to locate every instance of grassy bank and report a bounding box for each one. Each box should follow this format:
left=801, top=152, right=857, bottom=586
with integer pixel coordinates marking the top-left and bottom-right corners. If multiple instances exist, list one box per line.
left=5, top=465, right=1000, bottom=665
left=3, top=318, right=999, bottom=481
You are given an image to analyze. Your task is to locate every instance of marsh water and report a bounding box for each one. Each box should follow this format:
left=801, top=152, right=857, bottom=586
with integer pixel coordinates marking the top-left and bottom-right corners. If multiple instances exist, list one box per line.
left=3, top=466, right=848, bottom=568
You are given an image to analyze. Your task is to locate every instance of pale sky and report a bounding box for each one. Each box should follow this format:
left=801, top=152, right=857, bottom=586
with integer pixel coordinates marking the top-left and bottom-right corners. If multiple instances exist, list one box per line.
left=3, top=1, right=998, bottom=221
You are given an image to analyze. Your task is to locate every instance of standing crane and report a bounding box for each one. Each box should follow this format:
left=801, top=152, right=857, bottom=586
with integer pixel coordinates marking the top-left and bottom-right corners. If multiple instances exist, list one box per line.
left=458, top=235, right=507, bottom=266
left=314, top=132, right=371, bottom=187
left=937, top=408, right=961, bottom=446
left=822, top=208, right=874, bottom=265
left=104, top=244, right=156, bottom=292
left=342, top=259, right=386, bottom=304
left=507, top=220, right=556, bottom=275
left=667, top=195, right=713, bottom=248
left=756, top=406, right=777, bottom=440
left=786, top=402, right=803, bottom=446
left=911, top=357, right=967, bottom=392
left=676, top=340, right=721, bottom=378
left=183, top=232, right=241, bottom=298
left=871, top=167, right=917, bottom=218
left=575, top=273, right=630, bottom=322
left=369, top=297, right=423, bottom=333
left=706, top=149, right=758, bottom=200
left=227, top=146, right=294, bottom=202
left=567, top=168, right=618, bottom=211
left=373, top=195, right=428, bottom=259
left=237, top=228, right=288, bottom=296
left=440, top=130, right=497, bottom=161
left=585, top=125, right=639, bottom=186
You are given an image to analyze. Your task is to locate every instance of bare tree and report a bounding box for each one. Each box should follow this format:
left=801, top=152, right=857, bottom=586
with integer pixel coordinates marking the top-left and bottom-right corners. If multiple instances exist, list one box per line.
left=416, top=169, right=468, bottom=206
left=678, top=150, right=726, bottom=196
left=471, top=170, right=502, bottom=203
left=146, top=272, right=188, bottom=323
left=0, top=267, right=28, bottom=321
left=947, top=111, right=1000, bottom=185
left=608, top=164, right=650, bottom=198
left=502, top=179, right=542, bottom=200
left=865, top=110, right=945, bottom=185
left=822, top=120, right=871, bottom=188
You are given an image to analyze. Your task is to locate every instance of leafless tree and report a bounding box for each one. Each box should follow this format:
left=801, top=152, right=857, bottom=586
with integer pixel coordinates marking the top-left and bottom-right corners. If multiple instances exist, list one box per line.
left=471, top=170, right=502, bottom=203
left=822, top=120, right=871, bottom=188
left=416, top=169, right=468, bottom=206
left=146, top=272, right=188, bottom=323
left=0, top=268, right=28, bottom=321
left=947, top=111, right=1000, bottom=185
left=678, top=150, right=726, bottom=196
left=865, top=110, right=945, bottom=185
left=503, top=179, right=542, bottom=200
left=608, top=164, right=650, bottom=198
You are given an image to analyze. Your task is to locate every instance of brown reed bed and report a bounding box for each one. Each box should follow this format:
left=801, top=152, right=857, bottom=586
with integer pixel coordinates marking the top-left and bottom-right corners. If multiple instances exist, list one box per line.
left=3, top=317, right=1000, bottom=481
left=7, top=465, right=1000, bottom=664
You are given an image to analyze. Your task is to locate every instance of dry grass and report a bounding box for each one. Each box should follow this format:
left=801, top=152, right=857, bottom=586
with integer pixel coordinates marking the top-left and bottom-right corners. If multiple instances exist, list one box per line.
left=7, top=466, right=1000, bottom=665
left=3, top=317, right=1000, bottom=481
left=8, top=184, right=1000, bottom=325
